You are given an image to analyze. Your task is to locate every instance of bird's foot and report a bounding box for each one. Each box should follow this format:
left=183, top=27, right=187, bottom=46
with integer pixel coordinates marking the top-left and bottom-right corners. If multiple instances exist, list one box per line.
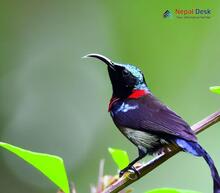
left=119, top=165, right=140, bottom=178
left=119, top=167, right=127, bottom=177
left=157, top=146, right=172, bottom=155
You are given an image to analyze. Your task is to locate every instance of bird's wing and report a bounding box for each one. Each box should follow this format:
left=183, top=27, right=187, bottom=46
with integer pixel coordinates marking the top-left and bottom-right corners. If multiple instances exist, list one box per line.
left=113, top=94, right=197, bottom=142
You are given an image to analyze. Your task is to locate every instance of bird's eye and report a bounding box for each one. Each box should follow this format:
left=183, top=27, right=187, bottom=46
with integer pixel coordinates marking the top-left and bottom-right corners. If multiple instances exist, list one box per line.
left=122, top=69, right=129, bottom=76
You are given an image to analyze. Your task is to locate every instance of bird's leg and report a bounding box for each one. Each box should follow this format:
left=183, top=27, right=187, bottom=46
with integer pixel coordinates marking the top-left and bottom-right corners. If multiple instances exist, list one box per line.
left=119, top=157, right=140, bottom=177
left=119, top=148, right=146, bottom=177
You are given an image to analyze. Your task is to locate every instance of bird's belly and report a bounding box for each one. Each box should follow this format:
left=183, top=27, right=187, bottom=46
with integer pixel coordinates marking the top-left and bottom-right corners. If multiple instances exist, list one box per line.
left=120, top=127, right=166, bottom=154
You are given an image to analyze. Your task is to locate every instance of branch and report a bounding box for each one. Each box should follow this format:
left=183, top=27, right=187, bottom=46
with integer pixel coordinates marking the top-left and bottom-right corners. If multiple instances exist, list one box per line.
left=102, top=110, right=220, bottom=193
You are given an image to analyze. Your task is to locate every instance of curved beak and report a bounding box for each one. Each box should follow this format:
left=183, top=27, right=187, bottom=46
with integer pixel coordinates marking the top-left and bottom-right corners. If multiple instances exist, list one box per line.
left=82, top=53, right=115, bottom=70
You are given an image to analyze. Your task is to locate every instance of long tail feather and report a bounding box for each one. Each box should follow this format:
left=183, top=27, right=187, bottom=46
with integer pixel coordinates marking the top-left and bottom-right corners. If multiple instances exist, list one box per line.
left=176, top=138, right=220, bottom=193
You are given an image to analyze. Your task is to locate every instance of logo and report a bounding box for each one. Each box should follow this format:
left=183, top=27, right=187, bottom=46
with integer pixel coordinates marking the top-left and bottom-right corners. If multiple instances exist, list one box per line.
left=163, top=9, right=212, bottom=19
left=163, top=10, right=172, bottom=18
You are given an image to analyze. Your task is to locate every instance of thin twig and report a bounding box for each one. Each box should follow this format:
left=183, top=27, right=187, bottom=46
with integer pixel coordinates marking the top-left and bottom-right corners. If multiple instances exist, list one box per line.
left=102, top=110, right=220, bottom=193
left=97, top=160, right=105, bottom=193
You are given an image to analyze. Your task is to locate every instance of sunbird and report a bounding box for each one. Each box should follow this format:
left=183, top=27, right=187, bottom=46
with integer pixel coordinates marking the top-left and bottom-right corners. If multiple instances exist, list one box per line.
left=84, top=53, right=220, bottom=193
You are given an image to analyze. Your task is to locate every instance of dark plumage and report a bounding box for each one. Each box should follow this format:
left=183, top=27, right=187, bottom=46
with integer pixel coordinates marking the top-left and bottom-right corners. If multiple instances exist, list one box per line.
left=84, top=53, right=220, bottom=193
left=111, top=94, right=197, bottom=144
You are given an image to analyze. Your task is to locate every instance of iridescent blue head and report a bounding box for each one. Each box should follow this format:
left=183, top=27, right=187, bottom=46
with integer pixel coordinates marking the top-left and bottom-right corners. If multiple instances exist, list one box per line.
left=83, top=53, right=149, bottom=98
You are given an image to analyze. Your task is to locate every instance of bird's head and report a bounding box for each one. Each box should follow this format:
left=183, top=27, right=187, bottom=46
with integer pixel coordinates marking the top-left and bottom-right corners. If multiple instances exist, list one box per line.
left=83, top=53, right=149, bottom=99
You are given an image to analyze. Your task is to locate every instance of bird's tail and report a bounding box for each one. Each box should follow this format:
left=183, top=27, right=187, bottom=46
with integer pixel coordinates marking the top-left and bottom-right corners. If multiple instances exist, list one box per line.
left=176, top=138, right=220, bottom=193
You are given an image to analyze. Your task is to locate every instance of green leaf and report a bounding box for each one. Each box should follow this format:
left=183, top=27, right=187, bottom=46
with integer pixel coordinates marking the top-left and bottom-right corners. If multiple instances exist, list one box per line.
left=0, top=142, right=69, bottom=193
left=210, top=86, right=220, bottom=95
left=145, top=188, right=202, bottom=193
left=108, top=147, right=129, bottom=170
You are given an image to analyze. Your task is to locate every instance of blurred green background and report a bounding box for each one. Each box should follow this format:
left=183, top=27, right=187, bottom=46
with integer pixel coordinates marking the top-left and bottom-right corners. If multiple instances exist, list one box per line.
left=0, top=1, right=220, bottom=193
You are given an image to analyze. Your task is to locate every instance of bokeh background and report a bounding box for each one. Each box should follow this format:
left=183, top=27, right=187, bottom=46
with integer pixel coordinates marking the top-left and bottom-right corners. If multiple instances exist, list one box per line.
left=0, top=1, right=220, bottom=193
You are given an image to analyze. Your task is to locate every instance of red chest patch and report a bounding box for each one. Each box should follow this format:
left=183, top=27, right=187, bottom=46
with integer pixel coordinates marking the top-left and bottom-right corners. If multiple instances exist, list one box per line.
left=108, top=89, right=149, bottom=112
left=128, top=89, right=149, bottom=99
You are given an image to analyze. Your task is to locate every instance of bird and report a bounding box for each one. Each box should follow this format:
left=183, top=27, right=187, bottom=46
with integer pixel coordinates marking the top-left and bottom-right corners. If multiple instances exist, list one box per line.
left=83, top=53, right=220, bottom=193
